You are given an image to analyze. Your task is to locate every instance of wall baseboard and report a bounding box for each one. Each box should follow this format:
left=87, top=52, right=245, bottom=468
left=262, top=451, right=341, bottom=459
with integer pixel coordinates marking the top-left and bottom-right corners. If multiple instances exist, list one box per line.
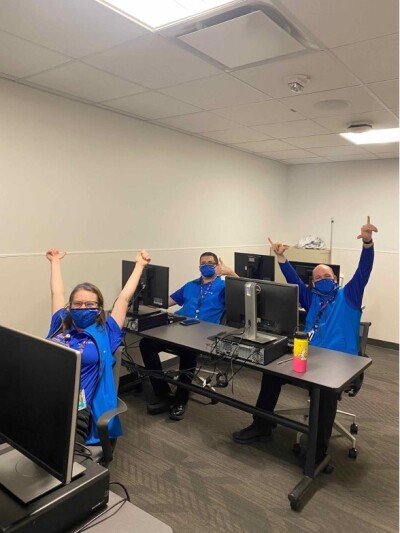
left=368, top=338, right=399, bottom=352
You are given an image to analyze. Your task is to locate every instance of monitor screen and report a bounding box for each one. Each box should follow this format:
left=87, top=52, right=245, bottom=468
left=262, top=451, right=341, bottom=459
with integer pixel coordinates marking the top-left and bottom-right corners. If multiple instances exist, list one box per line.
left=122, top=261, right=169, bottom=313
left=225, top=276, right=298, bottom=336
left=234, top=252, right=275, bottom=281
left=289, top=260, right=340, bottom=286
left=0, top=326, right=81, bottom=500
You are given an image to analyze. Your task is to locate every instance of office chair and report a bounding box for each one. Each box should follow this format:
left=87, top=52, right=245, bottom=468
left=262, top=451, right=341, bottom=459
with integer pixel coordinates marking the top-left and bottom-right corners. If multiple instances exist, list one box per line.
left=275, top=322, right=371, bottom=459
left=88, top=347, right=128, bottom=466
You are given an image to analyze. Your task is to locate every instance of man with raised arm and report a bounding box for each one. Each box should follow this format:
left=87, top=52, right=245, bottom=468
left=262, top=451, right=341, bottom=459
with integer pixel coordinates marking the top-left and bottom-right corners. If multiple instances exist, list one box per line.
left=140, top=252, right=237, bottom=421
left=232, top=217, right=377, bottom=466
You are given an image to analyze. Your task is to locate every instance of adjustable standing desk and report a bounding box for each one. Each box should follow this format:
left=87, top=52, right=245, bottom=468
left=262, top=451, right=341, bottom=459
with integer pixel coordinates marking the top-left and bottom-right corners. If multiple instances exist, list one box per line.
left=140, top=321, right=372, bottom=510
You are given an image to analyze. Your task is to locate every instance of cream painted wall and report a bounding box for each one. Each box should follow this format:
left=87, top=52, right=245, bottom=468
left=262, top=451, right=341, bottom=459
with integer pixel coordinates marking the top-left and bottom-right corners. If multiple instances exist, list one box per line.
left=0, top=79, right=288, bottom=254
left=0, top=79, right=398, bottom=343
left=0, top=79, right=286, bottom=337
left=287, top=161, right=399, bottom=344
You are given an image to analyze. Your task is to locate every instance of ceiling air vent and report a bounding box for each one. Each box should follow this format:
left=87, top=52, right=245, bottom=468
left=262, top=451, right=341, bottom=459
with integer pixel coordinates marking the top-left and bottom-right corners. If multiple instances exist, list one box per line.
left=172, top=3, right=320, bottom=69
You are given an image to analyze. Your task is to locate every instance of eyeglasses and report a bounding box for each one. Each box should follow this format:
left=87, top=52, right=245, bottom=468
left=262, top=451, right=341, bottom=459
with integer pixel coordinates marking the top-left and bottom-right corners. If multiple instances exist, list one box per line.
left=70, top=301, right=100, bottom=309
left=200, top=261, right=217, bottom=267
left=313, top=274, right=334, bottom=282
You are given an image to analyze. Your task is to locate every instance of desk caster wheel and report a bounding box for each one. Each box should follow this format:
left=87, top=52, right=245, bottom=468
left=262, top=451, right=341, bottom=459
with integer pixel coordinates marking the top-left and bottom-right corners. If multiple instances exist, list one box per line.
left=292, top=443, right=301, bottom=455
left=350, top=423, right=358, bottom=434
left=348, top=447, right=357, bottom=459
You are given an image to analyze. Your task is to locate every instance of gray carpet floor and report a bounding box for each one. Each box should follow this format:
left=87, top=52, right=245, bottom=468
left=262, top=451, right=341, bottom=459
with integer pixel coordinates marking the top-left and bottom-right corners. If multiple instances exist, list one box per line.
left=109, top=345, right=398, bottom=533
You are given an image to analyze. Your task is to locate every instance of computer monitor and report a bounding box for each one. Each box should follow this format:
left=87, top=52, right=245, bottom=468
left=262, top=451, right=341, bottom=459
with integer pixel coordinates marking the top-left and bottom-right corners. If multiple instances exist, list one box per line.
left=234, top=252, right=275, bottom=281
left=225, top=276, right=298, bottom=341
left=122, top=261, right=169, bottom=314
left=0, top=325, right=83, bottom=503
left=289, top=260, right=340, bottom=287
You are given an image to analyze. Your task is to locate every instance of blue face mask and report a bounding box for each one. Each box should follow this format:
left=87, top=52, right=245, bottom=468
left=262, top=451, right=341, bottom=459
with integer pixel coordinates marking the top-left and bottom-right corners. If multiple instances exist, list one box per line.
left=70, top=308, right=100, bottom=329
left=200, top=264, right=216, bottom=278
left=314, top=279, right=336, bottom=295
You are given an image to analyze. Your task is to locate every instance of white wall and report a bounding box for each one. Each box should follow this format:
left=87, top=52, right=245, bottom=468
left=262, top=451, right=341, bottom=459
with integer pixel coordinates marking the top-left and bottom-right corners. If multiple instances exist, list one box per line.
left=0, top=78, right=398, bottom=344
left=0, top=79, right=287, bottom=336
left=287, top=161, right=399, bottom=344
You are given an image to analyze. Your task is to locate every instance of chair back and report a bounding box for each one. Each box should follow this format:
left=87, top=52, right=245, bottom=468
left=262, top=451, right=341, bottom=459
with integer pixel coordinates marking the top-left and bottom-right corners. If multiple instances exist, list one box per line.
left=358, top=321, right=371, bottom=356
left=347, top=321, right=371, bottom=397
left=113, top=346, right=123, bottom=390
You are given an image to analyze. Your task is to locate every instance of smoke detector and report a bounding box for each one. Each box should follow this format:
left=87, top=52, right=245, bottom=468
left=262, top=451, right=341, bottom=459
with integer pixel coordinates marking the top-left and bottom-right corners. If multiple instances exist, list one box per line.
left=347, top=123, right=373, bottom=134
left=286, top=75, right=309, bottom=93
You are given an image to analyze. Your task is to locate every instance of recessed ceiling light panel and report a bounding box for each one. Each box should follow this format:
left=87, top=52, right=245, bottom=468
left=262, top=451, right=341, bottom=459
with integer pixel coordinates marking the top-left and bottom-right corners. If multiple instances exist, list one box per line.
left=95, top=0, right=242, bottom=30
left=340, top=127, right=400, bottom=145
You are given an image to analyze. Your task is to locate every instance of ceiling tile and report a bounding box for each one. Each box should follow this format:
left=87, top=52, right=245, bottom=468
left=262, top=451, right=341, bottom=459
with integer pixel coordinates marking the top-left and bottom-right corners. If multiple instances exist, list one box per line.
left=310, top=146, right=369, bottom=156
left=260, top=149, right=315, bottom=159
left=284, top=134, right=349, bottom=149
left=325, top=154, right=380, bottom=161
left=214, top=99, right=303, bottom=125
left=84, top=34, right=219, bottom=89
left=156, top=112, right=242, bottom=133
left=367, top=80, right=399, bottom=109
left=278, top=0, right=399, bottom=47
left=25, top=62, right=145, bottom=103
left=0, top=0, right=146, bottom=58
left=252, top=119, right=330, bottom=137
left=233, top=139, right=295, bottom=152
left=280, top=86, right=384, bottom=118
left=364, top=142, right=399, bottom=154
left=232, top=50, right=359, bottom=98
left=102, top=91, right=200, bottom=119
left=377, top=152, right=399, bottom=159
left=199, top=128, right=270, bottom=144
left=314, top=110, right=399, bottom=132
left=0, top=31, right=70, bottom=79
left=160, top=74, right=268, bottom=110
left=282, top=157, right=330, bottom=164
left=332, top=34, right=399, bottom=84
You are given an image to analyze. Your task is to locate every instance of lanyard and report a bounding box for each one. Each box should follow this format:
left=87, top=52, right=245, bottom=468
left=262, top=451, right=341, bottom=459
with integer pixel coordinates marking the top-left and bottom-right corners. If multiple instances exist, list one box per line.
left=308, top=294, right=336, bottom=340
left=54, top=332, right=90, bottom=354
left=195, top=280, right=214, bottom=318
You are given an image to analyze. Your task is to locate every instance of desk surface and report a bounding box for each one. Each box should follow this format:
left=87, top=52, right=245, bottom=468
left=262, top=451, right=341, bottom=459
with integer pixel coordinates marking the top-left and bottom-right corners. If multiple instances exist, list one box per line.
left=141, top=321, right=372, bottom=392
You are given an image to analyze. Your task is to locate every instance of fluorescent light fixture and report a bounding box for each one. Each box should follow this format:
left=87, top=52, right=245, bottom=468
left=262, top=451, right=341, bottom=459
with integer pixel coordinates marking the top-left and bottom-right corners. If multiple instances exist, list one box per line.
left=95, top=0, right=242, bottom=30
left=340, top=128, right=400, bottom=145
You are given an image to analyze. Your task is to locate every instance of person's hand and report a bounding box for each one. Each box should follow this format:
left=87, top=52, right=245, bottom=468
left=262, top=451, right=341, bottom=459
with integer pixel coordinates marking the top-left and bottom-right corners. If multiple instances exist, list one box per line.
left=215, top=257, right=235, bottom=277
left=357, top=216, right=378, bottom=243
left=46, top=248, right=66, bottom=261
left=268, top=237, right=289, bottom=261
left=135, top=249, right=151, bottom=267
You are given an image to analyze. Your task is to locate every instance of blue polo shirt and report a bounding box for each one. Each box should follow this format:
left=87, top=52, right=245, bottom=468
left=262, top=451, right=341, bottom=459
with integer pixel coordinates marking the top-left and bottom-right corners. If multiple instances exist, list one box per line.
left=50, top=314, right=122, bottom=406
left=280, top=246, right=374, bottom=355
left=170, top=276, right=226, bottom=324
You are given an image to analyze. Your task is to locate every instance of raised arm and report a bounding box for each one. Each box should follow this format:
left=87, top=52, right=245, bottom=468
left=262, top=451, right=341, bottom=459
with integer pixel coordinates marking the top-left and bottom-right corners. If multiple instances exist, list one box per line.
left=268, top=237, right=311, bottom=309
left=46, top=248, right=67, bottom=314
left=215, top=257, right=238, bottom=278
left=268, top=237, right=289, bottom=264
left=345, top=216, right=377, bottom=308
left=111, top=250, right=151, bottom=328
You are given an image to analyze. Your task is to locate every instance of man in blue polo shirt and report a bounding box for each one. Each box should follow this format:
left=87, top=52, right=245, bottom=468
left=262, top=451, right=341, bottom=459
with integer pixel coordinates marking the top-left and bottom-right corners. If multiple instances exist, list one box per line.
left=140, top=251, right=237, bottom=420
left=233, top=217, right=377, bottom=466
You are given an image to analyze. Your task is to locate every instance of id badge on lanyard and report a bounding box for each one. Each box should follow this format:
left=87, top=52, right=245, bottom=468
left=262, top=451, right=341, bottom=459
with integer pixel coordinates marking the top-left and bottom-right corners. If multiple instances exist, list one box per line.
left=78, top=388, right=87, bottom=411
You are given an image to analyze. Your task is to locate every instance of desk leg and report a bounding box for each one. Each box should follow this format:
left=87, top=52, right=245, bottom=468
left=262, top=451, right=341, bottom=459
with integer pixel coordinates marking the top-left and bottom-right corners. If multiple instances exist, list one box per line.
left=288, top=387, right=330, bottom=511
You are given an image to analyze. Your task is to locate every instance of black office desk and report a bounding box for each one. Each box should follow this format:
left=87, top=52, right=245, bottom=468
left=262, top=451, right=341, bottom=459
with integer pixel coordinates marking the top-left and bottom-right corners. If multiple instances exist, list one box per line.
left=140, top=321, right=372, bottom=510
